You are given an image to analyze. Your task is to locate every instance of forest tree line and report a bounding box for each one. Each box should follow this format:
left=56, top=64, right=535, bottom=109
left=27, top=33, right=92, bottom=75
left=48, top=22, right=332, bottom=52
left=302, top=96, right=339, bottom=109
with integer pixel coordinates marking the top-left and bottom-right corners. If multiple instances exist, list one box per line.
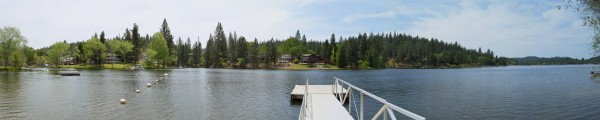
left=0, top=19, right=510, bottom=70
left=510, top=56, right=600, bottom=65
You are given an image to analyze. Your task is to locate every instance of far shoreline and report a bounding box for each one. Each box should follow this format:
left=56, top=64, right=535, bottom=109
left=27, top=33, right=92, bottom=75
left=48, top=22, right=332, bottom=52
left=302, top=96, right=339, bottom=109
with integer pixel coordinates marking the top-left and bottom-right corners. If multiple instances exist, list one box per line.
left=5, top=63, right=529, bottom=71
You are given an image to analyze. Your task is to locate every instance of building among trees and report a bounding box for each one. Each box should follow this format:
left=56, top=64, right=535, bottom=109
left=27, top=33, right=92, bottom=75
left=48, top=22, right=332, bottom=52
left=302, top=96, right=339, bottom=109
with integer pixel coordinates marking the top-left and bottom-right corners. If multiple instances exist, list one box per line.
left=278, top=54, right=292, bottom=63
left=106, top=53, right=120, bottom=64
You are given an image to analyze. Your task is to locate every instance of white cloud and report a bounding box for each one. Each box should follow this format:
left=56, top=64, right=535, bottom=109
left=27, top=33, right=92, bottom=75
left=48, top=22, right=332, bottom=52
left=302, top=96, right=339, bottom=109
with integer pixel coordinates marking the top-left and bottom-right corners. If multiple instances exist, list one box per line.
left=407, top=1, right=593, bottom=58
left=0, top=0, right=594, bottom=58
left=343, top=10, right=397, bottom=22
left=0, top=0, right=321, bottom=48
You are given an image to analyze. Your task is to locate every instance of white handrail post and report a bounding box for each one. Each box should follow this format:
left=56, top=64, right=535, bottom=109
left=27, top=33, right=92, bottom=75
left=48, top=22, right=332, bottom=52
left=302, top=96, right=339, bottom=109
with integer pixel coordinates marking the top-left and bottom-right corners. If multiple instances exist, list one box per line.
left=348, top=88, right=353, bottom=114
left=384, top=106, right=388, bottom=120
left=341, top=88, right=351, bottom=105
left=300, top=78, right=309, bottom=120
left=387, top=108, right=397, bottom=120
left=360, top=92, right=364, bottom=120
left=334, top=79, right=338, bottom=100
left=332, top=78, right=336, bottom=96
left=372, top=105, right=387, bottom=120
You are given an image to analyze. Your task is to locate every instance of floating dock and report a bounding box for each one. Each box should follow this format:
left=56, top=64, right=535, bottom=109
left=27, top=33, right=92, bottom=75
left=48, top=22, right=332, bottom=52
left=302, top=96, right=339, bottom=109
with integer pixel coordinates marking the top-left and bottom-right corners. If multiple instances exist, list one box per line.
left=290, top=85, right=347, bottom=101
left=591, top=67, right=600, bottom=74
left=59, top=71, right=80, bottom=76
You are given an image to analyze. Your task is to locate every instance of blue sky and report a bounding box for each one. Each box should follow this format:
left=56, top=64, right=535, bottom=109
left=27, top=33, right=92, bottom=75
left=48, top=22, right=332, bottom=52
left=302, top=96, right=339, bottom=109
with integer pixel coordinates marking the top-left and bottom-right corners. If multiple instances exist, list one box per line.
left=0, top=0, right=593, bottom=58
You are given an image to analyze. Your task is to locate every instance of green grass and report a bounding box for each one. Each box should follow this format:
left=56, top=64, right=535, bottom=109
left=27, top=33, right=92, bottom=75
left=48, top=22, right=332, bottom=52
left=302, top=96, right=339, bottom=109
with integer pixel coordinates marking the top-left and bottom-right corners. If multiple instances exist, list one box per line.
left=285, top=63, right=341, bottom=70
left=57, top=64, right=133, bottom=69
left=102, top=64, right=132, bottom=69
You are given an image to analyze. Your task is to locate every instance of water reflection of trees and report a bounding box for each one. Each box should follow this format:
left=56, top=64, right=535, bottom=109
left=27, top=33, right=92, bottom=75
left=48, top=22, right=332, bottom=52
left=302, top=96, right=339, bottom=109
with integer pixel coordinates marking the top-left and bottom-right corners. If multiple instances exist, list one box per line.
left=590, top=74, right=600, bottom=84
left=0, top=72, right=25, bottom=118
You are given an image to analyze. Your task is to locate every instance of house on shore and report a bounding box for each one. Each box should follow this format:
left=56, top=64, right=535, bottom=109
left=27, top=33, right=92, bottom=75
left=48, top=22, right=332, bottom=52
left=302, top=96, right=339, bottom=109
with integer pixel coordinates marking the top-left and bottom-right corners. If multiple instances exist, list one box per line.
left=301, top=54, right=320, bottom=64
left=279, top=54, right=292, bottom=63
left=63, top=57, right=76, bottom=65
left=106, top=53, right=121, bottom=64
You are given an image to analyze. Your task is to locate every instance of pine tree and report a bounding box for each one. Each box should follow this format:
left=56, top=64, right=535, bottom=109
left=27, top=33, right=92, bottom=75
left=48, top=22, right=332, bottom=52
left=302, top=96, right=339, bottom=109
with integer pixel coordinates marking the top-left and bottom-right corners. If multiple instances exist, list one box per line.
left=330, top=34, right=337, bottom=65
left=100, top=31, right=106, bottom=44
left=191, top=39, right=202, bottom=67
left=295, top=30, right=301, bottom=41
left=160, top=18, right=177, bottom=65
left=213, top=22, right=228, bottom=67
left=323, top=39, right=330, bottom=63
left=237, top=36, right=248, bottom=68
left=265, top=38, right=278, bottom=67
left=337, top=42, right=347, bottom=68
left=249, top=38, right=259, bottom=68
left=177, top=37, right=184, bottom=66
left=204, top=34, right=215, bottom=68
left=301, top=35, right=307, bottom=46
left=131, top=23, right=141, bottom=64
left=185, top=37, right=191, bottom=66
left=124, top=28, right=131, bottom=41
left=228, top=32, right=237, bottom=67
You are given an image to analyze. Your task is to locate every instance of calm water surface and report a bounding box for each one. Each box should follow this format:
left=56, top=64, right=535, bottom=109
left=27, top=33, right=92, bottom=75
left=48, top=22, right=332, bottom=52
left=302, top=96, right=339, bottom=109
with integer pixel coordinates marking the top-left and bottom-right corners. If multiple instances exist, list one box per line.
left=1, top=65, right=600, bottom=119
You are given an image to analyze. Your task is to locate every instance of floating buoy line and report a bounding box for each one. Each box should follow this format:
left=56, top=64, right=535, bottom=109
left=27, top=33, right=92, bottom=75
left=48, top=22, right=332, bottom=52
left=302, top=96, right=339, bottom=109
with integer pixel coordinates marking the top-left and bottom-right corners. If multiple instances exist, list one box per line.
left=119, top=73, right=169, bottom=105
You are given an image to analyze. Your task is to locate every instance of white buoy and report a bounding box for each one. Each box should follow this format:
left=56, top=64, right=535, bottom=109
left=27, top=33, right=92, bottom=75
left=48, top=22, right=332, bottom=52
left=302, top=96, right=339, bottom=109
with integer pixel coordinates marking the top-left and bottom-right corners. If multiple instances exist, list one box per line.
left=147, top=83, right=152, bottom=87
left=135, top=89, right=140, bottom=93
left=155, top=80, right=159, bottom=82
left=164, top=73, right=168, bottom=76
left=120, top=98, right=126, bottom=104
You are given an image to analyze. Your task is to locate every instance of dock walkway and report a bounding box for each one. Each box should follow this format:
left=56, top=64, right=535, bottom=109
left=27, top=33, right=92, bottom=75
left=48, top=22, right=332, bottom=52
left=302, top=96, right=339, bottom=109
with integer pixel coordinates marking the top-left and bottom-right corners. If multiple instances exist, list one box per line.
left=291, top=84, right=352, bottom=120
left=294, top=77, right=425, bottom=120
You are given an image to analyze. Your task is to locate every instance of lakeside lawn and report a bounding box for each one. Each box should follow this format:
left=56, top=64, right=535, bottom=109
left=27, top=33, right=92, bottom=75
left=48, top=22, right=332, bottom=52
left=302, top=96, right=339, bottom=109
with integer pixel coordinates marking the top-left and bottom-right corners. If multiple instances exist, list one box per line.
left=58, top=64, right=133, bottom=69
left=282, top=63, right=341, bottom=70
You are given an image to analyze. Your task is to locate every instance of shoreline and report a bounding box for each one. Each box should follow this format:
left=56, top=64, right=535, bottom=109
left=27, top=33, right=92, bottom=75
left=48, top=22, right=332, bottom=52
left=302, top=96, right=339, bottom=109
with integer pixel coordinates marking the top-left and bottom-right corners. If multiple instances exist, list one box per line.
left=15, top=63, right=579, bottom=71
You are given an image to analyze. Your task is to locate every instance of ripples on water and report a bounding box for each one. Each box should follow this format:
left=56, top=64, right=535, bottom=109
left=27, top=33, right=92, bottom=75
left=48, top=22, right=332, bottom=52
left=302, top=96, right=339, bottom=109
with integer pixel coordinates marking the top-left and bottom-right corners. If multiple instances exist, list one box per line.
left=1, top=65, right=600, bottom=119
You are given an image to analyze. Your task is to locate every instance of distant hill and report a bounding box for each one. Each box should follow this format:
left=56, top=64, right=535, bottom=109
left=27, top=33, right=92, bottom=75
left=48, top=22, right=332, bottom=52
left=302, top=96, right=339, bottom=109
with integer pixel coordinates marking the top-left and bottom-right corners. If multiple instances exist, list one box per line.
left=586, top=56, right=600, bottom=64
left=510, top=56, right=588, bottom=65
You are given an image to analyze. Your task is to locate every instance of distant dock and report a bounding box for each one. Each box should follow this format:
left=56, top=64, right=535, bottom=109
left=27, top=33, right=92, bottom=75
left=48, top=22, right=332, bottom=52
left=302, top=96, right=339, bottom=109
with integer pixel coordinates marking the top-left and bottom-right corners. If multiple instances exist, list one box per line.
left=294, top=77, right=425, bottom=120
left=591, top=67, right=600, bottom=74
left=59, top=71, right=80, bottom=76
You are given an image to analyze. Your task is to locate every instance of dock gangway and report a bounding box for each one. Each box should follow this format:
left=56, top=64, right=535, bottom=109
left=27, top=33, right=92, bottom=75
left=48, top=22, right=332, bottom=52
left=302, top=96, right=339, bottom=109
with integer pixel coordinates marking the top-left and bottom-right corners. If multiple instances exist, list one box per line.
left=297, top=77, right=425, bottom=120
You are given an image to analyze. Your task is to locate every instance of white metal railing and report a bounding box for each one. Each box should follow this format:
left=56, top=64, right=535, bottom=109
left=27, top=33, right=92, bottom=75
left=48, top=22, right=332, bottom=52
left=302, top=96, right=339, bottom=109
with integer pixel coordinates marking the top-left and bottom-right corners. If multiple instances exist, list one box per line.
left=299, top=78, right=313, bottom=120
left=333, top=77, right=426, bottom=120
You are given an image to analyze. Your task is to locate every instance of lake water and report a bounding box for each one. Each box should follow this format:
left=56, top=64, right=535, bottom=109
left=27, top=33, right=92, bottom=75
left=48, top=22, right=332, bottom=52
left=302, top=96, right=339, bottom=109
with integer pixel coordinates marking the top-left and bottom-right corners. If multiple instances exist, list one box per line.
left=1, top=65, right=600, bottom=119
